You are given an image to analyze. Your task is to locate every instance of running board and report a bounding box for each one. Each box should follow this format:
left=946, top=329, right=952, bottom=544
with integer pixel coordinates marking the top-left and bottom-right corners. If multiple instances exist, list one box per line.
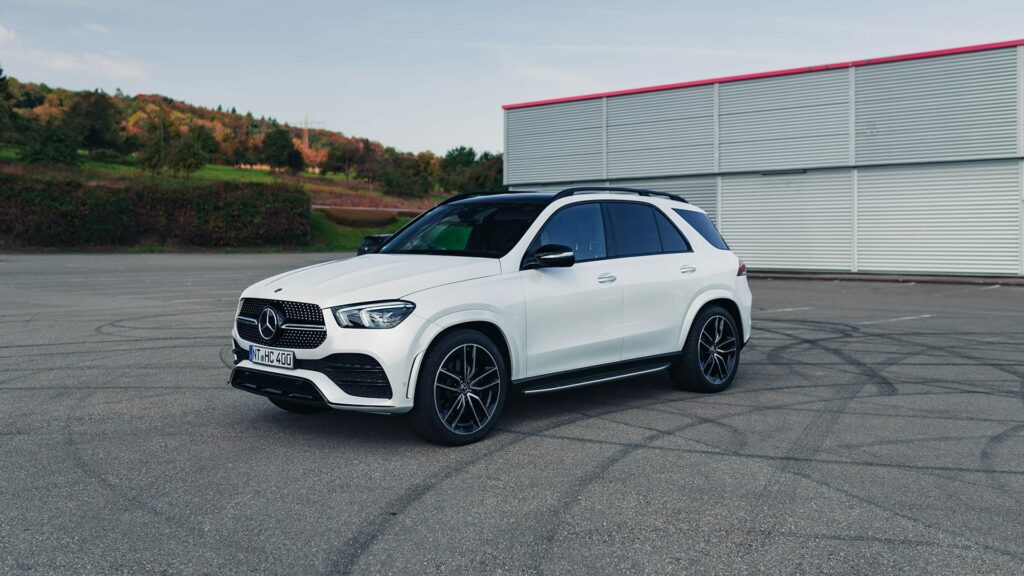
left=518, top=359, right=673, bottom=396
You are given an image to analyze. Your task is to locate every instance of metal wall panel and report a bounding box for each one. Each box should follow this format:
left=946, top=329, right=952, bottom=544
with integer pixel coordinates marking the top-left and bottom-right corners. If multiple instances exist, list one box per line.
left=857, top=161, right=1022, bottom=275
left=720, top=170, right=854, bottom=270
left=505, top=100, right=604, bottom=184
left=605, top=86, right=715, bottom=178
left=856, top=48, right=1019, bottom=164
left=510, top=181, right=606, bottom=193
left=719, top=69, right=850, bottom=171
left=608, top=176, right=718, bottom=222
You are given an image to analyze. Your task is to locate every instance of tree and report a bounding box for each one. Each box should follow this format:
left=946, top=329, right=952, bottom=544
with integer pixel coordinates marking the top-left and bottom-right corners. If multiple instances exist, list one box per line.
left=284, top=147, right=305, bottom=173
left=230, top=138, right=256, bottom=167
left=139, top=114, right=175, bottom=175
left=0, top=62, right=14, bottom=144
left=20, top=120, right=81, bottom=165
left=65, top=90, right=122, bottom=154
left=465, top=151, right=504, bottom=192
left=261, top=127, right=295, bottom=171
left=191, top=125, right=221, bottom=160
left=381, top=152, right=432, bottom=198
left=439, top=146, right=478, bottom=192
left=167, top=131, right=208, bottom=177
left=321, top=140, right=359, bottom=175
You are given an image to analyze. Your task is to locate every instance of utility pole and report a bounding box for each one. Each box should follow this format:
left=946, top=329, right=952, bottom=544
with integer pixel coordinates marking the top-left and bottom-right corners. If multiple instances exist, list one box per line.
left=293, top=114, right=325, bottom=149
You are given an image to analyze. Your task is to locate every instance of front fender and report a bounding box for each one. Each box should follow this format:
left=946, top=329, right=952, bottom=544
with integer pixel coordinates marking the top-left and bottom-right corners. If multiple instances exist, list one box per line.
left=405, top=308, right=524, bottom=401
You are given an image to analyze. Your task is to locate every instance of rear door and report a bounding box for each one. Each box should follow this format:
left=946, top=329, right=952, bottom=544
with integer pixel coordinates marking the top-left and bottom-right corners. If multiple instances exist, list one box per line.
left=520, top=202, right=624, bottom=377
left=604, top=202, right=704, bottom=360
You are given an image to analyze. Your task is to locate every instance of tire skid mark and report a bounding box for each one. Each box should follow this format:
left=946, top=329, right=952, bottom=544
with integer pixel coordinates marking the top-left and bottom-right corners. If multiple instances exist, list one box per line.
left=324, top=394, right=687, bottom=575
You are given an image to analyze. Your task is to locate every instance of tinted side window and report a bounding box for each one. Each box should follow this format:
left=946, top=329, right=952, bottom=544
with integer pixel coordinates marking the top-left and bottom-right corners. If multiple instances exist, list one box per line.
left=654, top=210, right=691, bottom=253
left=606, top=203, right=661, bottom=257
left=674, top=209, right=729, bottom=250
left=537, top=203, right=607, bottom=262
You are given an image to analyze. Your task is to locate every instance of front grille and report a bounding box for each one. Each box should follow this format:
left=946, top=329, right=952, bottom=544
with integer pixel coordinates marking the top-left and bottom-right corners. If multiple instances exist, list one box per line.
left=230, top=368, right=327, bottom=406
left=236, top=298, right=327, bottom=349
left=299, top=354, right=392, bottom=399
left=236, top=320, right=327, bottom=349
left=240, top=298, right=325, bottom=324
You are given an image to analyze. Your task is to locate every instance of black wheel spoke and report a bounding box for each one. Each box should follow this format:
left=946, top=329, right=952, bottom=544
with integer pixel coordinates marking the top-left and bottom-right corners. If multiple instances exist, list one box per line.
left=435, top=343, right=501, bottom=435
left=698, top=315, right=737, bottom=385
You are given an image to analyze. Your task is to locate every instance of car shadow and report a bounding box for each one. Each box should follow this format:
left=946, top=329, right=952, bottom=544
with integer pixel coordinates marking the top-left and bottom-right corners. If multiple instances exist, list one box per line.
left=240, top=370, right=707, bottom=446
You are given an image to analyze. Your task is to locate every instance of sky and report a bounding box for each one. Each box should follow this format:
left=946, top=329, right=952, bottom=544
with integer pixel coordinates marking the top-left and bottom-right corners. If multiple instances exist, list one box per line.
left=1, top=0, right=1023, bottom=154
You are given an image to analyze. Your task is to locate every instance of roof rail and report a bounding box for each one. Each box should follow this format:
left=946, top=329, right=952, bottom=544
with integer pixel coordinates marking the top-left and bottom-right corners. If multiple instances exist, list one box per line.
left=552, top=186, right=688, bottom=203
left=437, top=189, right=540, bottom=206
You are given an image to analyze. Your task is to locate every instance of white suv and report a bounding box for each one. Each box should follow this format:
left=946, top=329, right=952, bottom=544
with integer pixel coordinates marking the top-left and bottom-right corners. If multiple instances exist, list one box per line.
left=230, top=187, right=752, bottom=445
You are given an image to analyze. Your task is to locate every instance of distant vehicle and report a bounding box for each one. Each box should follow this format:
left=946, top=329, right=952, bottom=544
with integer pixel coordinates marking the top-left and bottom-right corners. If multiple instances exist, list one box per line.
left=229, top=187, right=752, bottom=445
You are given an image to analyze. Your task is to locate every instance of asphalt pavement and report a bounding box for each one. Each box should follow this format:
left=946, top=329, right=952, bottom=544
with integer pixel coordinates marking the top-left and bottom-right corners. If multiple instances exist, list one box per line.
left=1, top=253, right=1022, bottom=575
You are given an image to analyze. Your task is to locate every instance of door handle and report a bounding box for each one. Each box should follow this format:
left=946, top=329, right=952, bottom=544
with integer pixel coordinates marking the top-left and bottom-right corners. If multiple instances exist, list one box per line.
left=679, top=265, right=697, bottom=274
left=597, top=273, right=617, bottom=284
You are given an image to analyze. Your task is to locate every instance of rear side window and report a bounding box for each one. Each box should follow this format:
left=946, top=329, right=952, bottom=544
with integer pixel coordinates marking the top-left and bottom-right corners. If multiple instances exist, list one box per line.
left=674, top=209, right=729, bottom=250
left=654, top=210, right=691, bottom=253
left=605, top=203, right=661, bottom=257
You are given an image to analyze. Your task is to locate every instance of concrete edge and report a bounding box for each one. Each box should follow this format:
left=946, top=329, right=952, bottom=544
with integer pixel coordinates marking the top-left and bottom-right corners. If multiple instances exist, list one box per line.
left=748, top=271, right=1024, bottom=286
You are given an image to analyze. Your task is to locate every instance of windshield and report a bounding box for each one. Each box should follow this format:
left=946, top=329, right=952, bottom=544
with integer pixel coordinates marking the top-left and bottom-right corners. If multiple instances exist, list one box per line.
left=380, top=201, right=546, bottom=258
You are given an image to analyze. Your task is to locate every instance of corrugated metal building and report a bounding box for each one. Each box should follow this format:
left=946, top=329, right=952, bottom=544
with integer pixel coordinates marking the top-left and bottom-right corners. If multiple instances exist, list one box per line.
left=502, top=40, right=1024, bottom=276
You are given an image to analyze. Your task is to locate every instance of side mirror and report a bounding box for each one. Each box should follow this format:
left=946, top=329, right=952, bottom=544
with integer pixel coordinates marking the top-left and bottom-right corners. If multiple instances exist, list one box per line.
left=523, top=244, right=575, bottom=270
left=357, top=234, right=391, bottom=255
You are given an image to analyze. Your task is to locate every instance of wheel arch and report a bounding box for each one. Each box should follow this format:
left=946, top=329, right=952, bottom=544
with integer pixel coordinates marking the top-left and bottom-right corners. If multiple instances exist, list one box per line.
left=678, top=290, right=745, bottom=351
left=407, top=318, right=515, bottom=401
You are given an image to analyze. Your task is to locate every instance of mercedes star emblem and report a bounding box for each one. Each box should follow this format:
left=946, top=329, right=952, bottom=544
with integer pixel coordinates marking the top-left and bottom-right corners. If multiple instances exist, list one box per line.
left=258, top=307, right=281, bottom=340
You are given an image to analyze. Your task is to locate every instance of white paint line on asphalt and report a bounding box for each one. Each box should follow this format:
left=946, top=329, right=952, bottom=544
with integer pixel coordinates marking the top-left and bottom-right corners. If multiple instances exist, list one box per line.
left=170, top=297, right=237, bottom=304
left=858, top=314, right=933, bottom=325
left=759, top=307, right=814, bottom=313
left=979, top=284, right=1002, bottom=290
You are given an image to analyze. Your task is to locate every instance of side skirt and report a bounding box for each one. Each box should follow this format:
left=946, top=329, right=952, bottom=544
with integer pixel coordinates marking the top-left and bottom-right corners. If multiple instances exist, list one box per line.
left=514, top=353, right=677, bottom=396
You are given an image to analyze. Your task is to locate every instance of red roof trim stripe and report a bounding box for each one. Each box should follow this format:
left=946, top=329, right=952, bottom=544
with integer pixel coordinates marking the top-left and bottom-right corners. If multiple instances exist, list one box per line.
left=502, top=38, right=1024, bottom=110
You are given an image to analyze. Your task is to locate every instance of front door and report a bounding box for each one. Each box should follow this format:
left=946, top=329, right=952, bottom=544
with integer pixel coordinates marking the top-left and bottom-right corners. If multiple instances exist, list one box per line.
left=520, top=202, right=623, bottom=378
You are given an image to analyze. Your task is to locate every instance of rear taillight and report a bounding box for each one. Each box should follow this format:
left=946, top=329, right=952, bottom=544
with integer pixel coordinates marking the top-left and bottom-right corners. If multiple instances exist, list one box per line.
left=737, top=259, right=747, bottom=276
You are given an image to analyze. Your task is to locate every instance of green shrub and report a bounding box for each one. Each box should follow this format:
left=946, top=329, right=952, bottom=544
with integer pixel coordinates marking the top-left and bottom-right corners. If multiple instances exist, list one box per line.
left=317, top=207, right=397, bottom=228
left=0, top=173, right=310, bottom=247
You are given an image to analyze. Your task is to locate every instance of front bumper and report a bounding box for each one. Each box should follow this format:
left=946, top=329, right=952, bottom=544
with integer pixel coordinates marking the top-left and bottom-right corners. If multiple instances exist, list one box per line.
left=231, top=310, right=439, bottom=412
left=229, top=366, right=411, bottom=413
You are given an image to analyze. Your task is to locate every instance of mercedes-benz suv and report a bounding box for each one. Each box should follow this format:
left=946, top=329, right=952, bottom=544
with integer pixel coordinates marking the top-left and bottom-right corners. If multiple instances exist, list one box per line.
left=229, top=187, right=752, bottom=445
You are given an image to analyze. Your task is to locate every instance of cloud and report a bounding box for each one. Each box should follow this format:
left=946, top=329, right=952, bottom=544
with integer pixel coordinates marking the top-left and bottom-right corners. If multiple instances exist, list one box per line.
left=83, top=22, right=110, bottom=34
left=501, top=57, right=602, bottom=93
left=0, top=23, right=145, bottom=78
left=21, top=49, right=145, bottom=77
left=441, top=40, right=793, bottom=61
left=0, top=24, right=18, bottom=47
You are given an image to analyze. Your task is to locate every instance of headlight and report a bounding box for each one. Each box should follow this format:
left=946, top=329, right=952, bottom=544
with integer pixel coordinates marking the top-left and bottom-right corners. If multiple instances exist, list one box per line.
left=331, top=301, right=415, bottom=329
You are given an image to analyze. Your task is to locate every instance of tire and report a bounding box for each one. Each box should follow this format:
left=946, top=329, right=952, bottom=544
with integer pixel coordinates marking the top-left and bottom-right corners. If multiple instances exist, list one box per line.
left=409, top=329, right=509, bottom=446
left=268, top=397, right=328, bottom=414
left=671, top=305, right=741, bottom=393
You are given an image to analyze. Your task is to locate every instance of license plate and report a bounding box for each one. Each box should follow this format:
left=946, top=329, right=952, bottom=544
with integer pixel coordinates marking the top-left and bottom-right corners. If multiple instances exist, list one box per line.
left=248, top=345, right=294, bottom=369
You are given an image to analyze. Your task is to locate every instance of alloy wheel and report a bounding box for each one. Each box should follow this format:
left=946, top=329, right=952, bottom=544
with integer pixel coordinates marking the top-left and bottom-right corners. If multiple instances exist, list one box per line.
left=697, top=315, right=737, bottom=385
left=434, top=344, right=501, bottom=435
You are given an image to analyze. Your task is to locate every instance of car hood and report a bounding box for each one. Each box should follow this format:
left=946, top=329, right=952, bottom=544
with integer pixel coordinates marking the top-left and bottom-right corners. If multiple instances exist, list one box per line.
left=241, top=254, right=502, bottom=308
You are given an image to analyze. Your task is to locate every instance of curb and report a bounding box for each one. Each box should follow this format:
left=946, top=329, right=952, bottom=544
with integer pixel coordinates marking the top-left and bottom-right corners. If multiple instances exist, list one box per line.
left=747, top=272, right=1024, bottom=287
